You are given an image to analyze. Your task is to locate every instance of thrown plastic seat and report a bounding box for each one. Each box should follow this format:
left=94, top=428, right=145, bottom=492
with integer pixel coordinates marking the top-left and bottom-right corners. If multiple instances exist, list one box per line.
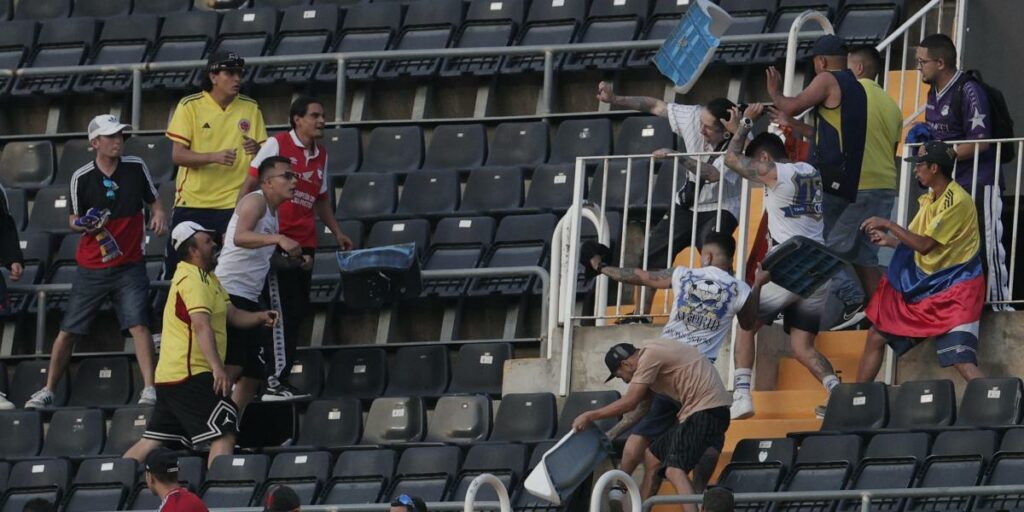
left=316, top=2, right=402, bottom=82
left=362, top=126, right=424, bottom=174
left=0, top=410, right=42, bottom=459
left=322, top=127, right=361, bottom=178
left=41, top=408, right=105, bottom=458
left=448, top=443, right=528, bottom=502
left=420, top=216, right=495, bottom=298
left=377, top=0, right=463, bottom=78
left=261, top=452, right=331, bottom=505
left=1, top=459, right=70, bottom=512
left=291, top=398, right=362, bottom=450
left=905, top=429, right=997, bottom=512
left=67, top=356, right=132, bottom=408
left=468, top=213, right=557, bottom=296
left=837, top=432, right=930, bottom=512
left=335, top=173, right=398, bottom=220
left=627, top=0, right=689, bottom=67
left=9, top=359, right=68, bottom=408
left=562, top=0, right=647, bottom=71
left=207, top=8, right=277, bottom=85
left=63, top=458, right=136, bottom=512
left=385, top=345, right=449, bottom=397
left=13, top=0, right=70, bottom=20
left=133, top=0, right=192, bottom=14
left=323, top=348, right=387, bottom=400
left=255, top=5, right=338, bottom=85
left=362, top=397, right=426, bottom=445
left=200, top=455, right=269, bottom=508
left=459, top=168, right=524, bottom=214
left=557, top=390, right=621, bottom=436
left=449, top=342, right=511, bottom=396
left=820, top=382, right=888, bottom=432
left=754, top=0, right=840, bottom=63
left=888, top=379, right=956, bottom=429
left=387, top=445, right=462, bottom=502
left=395, top=170, right=460, bottom=218
left=102, top=406, right=153, bottom=456
left=319, top=449, right=395, bottom=505
left=483, top=121, right=549, bottom=172
left=423, top=124, right=487, bottom=172
left=501, top=0, right=586, bottom=74
left=490, top=392, right=556, bottom=442
left=441, top=0, right=524, bottom=76
left=143, top=11, right=219, bottom=91
left=425, top=395, right=492, bottom=444
left=12, top=17, right=96, bottom=96
left=954, top=377, right=1023, bottom=427
left=0, top=141, right=55, bottom=190
left=836, top=0, right=903, bottom=49
left=549, top=118, right=613, bottom=165
left=714, top=0, right=773, bottom=65
left=0, top=20, right=38, bottom=95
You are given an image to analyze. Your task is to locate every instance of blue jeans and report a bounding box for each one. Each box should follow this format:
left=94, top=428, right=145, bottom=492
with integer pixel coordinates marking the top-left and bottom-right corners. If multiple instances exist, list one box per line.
left=824, top=189, right=897, bottom=306
left=60, top=261, right=150, bottom=334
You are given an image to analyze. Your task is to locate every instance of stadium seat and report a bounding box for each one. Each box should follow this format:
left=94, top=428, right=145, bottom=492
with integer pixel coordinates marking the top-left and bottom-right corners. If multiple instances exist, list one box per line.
left=40, top=408, right=104, bottom=458
left=208, top=8, right=278, bottom=85
left=758, top=0, right=840, bottom=63
left=335, top=173, right=398, bottom=220
left=0, top=141, right=55, bottom=190
left=11, top=17, right=96, bottom=96
left=501, top=0, right=586, bottom=74
left=387, top=445, right=462, bottom=502
left=362, top=126, right=424, bottom=174
left=102, top=405, right=153, bottom=456
left=0, top=461, right=7, bottom=494
left=366, top=218, right=432, bottom=259
left=143, top=231, right=167, bottom=281
left=425, top=395, right=492, bottom=444
left=0, top=459, right=70, bottom=512
left=905, top=430, right=997, bottom=512
left=125, top=456, right=204, bottom=510
left=418, top=216, right=494, bottom=298
left=423, top=124, right=487, bottom=172
left=819, top=382, right=888, bottom=432
left=772, top=434, right=862, bottom=511
left=323, top=348, right=387, bottom=400
left=714, top=0, right=774, bottom=65
left=9, top=359, right=68, bottom=408
left=55, top=139, right=94, bottom=184
left=319, top=449, right=396, bottom=505
left=588, top=159, right=655, bottom=211
left=448, top=443, right=529, bottom=501
left=955, top=377, right=1023, bottom=427
left=385, top=345, right=449, bottom=397
left=143, top=11, right=219, bottom=91
left=285, top=350, right=324, bottom=399
left=255, top=5, right=339, bottom=85
left=615, top=115, right=675, bottom=155
left=42, top=234, right=82, bottom=311
left=0, top=362, right=6, bottom=397
left=201, top=454, right=270, bottom=508
left=362, top=396, right=426, bottom=444
left=317, top=220, right=362, bottom=251
left=309, top=249, right=342, bottom=304
left=837, top=432, right=930, bottom=512
left=490, top=392, right=557, bottom=442
left=258, top=0, right=312, bottom=8
left=627, top=0, right=689, bottom=67
left=321, top=128, right=360, bottom=179
left=888, top=379, right=956, bottom=429
left=440, top=0, right=524, bottom=76
left=72, top=0, right=131, bottom=17
left=0, top=0, right=8, bottom=21
left=467, top=213, right=557, bottom=296
left=3, top=187, right=26, bottom=231
left=717, top=438, right=796, bottom=508
left=562, top=0, right=647, bottom=71
left=316, top=2, right=402, bottom=82
left=0, top=410, right=42, bottom=459
left=975, top=429, right=1024, bottom=512
left=261, top=452, right=331, bottom=505
left=289, top=398, right=362, bottom=450
left=449, top=342, right=511, bottom=396
left=124, top=135, right=175, bottom=184
left=483, top=121, right=549, bottom=172
left=67, top=356, right=132, bottom=408
left=0, top=20, right=38, bottom=95
left=63, top=458, right=136, bottom=512
left=133, top=0, right=193, bottom=15
left=3, top=232, right=50, bottom=313
left=549, top=118, right=613, bottom=165
left=395, top=169, right=460, bottom=218
left=524, top=164, right=578, bottom=213
left=836, top=0, right=903, bottom=49
left=27, top=186, right=73, bottom=233
left=13, top=0, right=70, bottom=20
left=459, top=168, right=524, bottom=214
left=557, top=390, right=621, bottom=436
left=377, top=0, right=463, bottom=78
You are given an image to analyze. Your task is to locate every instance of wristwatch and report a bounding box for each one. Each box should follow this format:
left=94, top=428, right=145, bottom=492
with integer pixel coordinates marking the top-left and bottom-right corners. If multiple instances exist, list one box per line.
left=741, top=117, right=754, bottom=129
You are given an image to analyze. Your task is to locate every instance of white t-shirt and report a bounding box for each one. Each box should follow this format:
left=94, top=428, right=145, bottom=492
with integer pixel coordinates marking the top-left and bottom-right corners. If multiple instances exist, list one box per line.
left=216, top=190, right=279, bottom=301
left=661, top=266, right=751, bottom=360
left=665, top=103, right=742, bottom=218
left=765, top=162, right=825, bottom=245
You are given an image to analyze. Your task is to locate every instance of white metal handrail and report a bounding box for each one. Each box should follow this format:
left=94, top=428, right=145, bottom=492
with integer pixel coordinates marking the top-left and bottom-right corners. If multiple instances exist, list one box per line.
left=590, top=470, right=642, bottom=512
left=463, top=473, right=512, bottom=512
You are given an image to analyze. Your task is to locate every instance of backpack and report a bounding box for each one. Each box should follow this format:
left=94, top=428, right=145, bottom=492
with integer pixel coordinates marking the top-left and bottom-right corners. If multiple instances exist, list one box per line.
left=951, top=69, right=1016, bottom=163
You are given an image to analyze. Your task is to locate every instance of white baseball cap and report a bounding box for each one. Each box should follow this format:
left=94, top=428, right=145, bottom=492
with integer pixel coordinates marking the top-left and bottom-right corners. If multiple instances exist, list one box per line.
left=88, top=114, right=131, bottom=141
left=171, top=221, right=216, bottom=250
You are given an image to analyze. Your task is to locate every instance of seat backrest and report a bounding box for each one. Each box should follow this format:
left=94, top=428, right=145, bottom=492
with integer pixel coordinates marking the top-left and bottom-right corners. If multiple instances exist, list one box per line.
left=324, top=348, right=387, bottom=400
left=615, top=116, right=675, bottom=155
left=18, top=231, right=51, bottom=268
left=207, top=454, right=270, bottom=484
left=298, top=398, right=362, bottom=447
left=395, top=169, right=460, bottom=216
left=322, top=127, right=361, bottom=175
left=485, top=121, right=548, bottom=168
left=465, top=0, right=525, bottom=25
left=526, top=0, right=587, bottom=24
left=72, top=0, right=130, bottom=18
left=550, top=118, right=613, bottom=164
left=335, top=173, right=398, bottom=219
left=278, top=4, right=339, bottom=36
left=731, top=437, right=797, bottom=471
left=103, top=405, right=153, bottom=456
left=956, top=377, right=1023, bottom=427
left=490, top=392, right=556, bottom=442
left=268, top=451, right=331, bottom=481
left=73, top=458, right=135, bottom=487
left=333, top=448, right=396, bottom=479
left=588, top=0, right=648, bottom=22
left=27, top=186, right=73, bottom=232
left=449, top=342, right=511, bottom=395
left=14, top=0, right=70, bottom=20
left=362, top=396, right=426, bottom=444
left=69, top=356, right=132, bottom=407
left=460, top=167, right=523, bottom=213
left=8, top=459, right=69, bottom=491
left=133, top=0, right=192, bottom=14
left=385, top=345, right=449, bottom=397
left=0, top=141, right=54, bottom=189
left=889, top=379, right=956, bottom=428
left=2, top=186, right=25, bottom=232
left=366, top=219, right=431, bottom=257
left=796, top=434, right=862, bottom=465
left=494, top=213, right=557, bottom=245
left=431, top=216, right=495, bottom=247
left=56, top=139, right=94, bottom=184
left=0, top=410, right=42, bottom=458
left=36, top=17, right=96, bottom=48
left=403, top=0, right=463, bottom=29
left=10, top=359, right=68, bottom=406
left=0, top=19, right=37, bottom=51
left=1001, top=428, right=1024, bottom=453
left=396, top=445, right=462, bottom=477
left=462, top=442, right=528, bottom=477
left=342, top=1, right=402, bottom=32
left=219, top=8, right=278, bottom=39
left=524, top=164, right=577, bottom=211
left=124, top=135, right=175, bottom=184
left=41, top=408, right=105, bottom=457
left=425, top=395, right=492, bottom=444
left=287, top=350, right=324, bottom=398
left=557, top=390, right=621, bottom=435
left=363, top=126, right=424, bottom=173
left=159, top=11, right=219, bottom=41
left=931, top=429, right=997, bottom=462
left=864, top=432, right=930, bottom=461
left=719, top=0, right=776, bottom=15
left=423, top=124, right=487, bottom=171
left=821, top=382, right=888, bottom=431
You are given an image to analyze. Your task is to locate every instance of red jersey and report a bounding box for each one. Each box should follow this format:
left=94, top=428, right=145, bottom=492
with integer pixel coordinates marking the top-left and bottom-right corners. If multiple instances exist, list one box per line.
left=159, top=487, right=208, bottom=512
left=249, top=130, right=328, bottom=249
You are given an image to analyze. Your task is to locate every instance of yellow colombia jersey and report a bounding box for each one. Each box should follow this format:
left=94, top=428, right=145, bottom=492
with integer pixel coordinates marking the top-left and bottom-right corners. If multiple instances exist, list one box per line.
left=909, top=182, right=980, bottom=275
left=858, top=78, right=902, bottom=191
left=156, top=261, right=230, bottom=384
left=166, top=91, right=267, bottom=210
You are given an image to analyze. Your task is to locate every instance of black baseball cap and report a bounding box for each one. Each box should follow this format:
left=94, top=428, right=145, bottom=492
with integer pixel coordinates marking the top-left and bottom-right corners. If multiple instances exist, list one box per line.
left=207, top=49, right=245, bottom=73
left=263, top=485, right=301, bottom=512
left=144, top=447, right=180, bottom=476
left=811, top=35, right=848, bottom=57
left=604, top=343, right=638, bottom=383
left=905, top=140, right=957, bottom=168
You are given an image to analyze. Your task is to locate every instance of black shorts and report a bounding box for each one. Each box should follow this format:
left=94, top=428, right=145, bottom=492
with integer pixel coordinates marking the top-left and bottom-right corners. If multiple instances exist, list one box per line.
left=225, top=294, right=267, bottom=380
left=143, top=373, right=239, bottom=448
left=649, top=406, right=730, bottom=472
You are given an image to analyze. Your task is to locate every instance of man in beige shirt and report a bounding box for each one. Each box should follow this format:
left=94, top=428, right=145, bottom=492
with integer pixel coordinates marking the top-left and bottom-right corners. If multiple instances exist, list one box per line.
left=572, top=339, right=731, bottom=510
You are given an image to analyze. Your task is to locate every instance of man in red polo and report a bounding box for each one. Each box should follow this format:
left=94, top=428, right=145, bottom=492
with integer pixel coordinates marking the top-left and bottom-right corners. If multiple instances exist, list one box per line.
left=239, top=96, right=352, bottom=400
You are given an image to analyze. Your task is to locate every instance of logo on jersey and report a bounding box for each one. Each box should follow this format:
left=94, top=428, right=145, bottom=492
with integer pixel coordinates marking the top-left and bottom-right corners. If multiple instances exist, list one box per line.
left=941, top=105, right=950, bottom=116
left=238, top=119, right=251, bottom=133
left=675, top=277, right=735, bottom=335
left=781, top=173, right=823, bottom=219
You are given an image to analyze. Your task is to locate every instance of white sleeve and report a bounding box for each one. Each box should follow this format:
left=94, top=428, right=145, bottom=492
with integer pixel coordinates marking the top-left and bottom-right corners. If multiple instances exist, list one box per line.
left=731, top=280, right=752, bottom=315
left=249, top=137, right=280, bottom=174
left=665, top=103, right=706, bottom=154
left=319, top=152, right=329, bottom=196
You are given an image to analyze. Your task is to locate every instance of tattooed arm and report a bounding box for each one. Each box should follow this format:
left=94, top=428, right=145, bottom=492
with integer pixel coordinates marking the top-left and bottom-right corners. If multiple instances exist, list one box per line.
left=597, top=81, right=668, bottom=117
left=723, top=104, right=779, bottom=188
left=604, top=396, right=652, bottom=439
left=599, top=265, right=675, bottom=289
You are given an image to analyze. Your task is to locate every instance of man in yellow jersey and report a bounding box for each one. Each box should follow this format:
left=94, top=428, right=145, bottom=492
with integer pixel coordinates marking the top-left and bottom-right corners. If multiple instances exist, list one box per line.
left=164, top=50, right=267, bottom=277
left=124, top=221, right=278, bottom=468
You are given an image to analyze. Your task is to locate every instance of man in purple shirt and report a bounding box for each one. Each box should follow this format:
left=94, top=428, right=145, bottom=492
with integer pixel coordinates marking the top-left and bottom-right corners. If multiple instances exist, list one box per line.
left=919, top=34, right=1010, bottom=311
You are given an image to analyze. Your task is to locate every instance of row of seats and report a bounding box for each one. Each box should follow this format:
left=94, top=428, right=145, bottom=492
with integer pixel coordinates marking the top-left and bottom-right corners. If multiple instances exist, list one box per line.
left=0, top=136, right=172, bottom=192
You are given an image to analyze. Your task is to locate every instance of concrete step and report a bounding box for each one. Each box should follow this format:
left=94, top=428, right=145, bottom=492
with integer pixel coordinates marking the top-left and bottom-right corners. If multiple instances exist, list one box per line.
left=815, top=330, right=869, bottom=359
left=749, top=389, right=827, bottom=419
left=775, top=356, right=861, bottom=390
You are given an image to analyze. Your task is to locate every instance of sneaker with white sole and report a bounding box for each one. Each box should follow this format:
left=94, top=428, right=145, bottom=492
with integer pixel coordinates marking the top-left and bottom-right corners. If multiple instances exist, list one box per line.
left=830, top=303, right=866, bottom=331
left=138, top=386, right=157, bottom=405
left=24, top=388, right=54, bottom=409
left=815, top=402, right=828, bottom=419
left=261, top=383, right=311, bottom=402
left=0, top=392, right=13, bottom=410
left=731, top=393, right=754, bottom=420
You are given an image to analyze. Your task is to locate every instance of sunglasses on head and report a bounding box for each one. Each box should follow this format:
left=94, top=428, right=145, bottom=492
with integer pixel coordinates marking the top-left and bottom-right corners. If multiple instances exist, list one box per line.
left=102, top=178, right=118, bottom=200
left=391, top=495, right=415, bottom=508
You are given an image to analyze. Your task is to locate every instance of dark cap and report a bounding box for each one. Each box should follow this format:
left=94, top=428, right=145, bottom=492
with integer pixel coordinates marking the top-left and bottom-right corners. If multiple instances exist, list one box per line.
left=207, top=49, right=245, bottom=73
left=811, top=35, right=848, bottom=57
left=264, top=485, right=301, bottom=512
left=391, top=494, right=428, bottom=512
left=604, top=343, right=638, bottom=383
left=905, top=140, right=957, bottom=168
left=144, top=447, right=180, bottom=476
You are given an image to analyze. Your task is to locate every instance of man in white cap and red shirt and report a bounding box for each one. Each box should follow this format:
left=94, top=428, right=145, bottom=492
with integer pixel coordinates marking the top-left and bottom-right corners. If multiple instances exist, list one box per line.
left=25, top=114, right=166, bottom=409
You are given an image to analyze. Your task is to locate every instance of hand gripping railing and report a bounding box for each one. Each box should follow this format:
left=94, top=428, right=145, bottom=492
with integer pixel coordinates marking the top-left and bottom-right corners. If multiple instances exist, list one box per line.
left=590, top=470, right=643, bottom=512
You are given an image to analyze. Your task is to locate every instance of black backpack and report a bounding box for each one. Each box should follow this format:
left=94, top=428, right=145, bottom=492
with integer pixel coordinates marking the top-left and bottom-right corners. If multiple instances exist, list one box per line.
left=951, top=69, right=1016, bottom=163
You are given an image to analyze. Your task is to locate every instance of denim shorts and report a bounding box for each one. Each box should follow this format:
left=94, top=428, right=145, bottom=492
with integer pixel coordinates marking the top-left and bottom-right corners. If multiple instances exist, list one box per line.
left=60, top=261, right=150, bottom=334
left=823, top=189, right=897, bottom=266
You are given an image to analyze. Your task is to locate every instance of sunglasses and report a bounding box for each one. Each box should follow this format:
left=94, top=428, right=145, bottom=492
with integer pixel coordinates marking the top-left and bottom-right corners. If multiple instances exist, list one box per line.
left=102, top=178, right=119, bottom=200
left=268, top=171, right=298, bottom=181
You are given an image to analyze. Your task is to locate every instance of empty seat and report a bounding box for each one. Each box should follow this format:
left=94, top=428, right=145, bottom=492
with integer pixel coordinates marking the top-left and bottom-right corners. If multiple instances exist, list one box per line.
left=975, top=429, right=1024, bottom=512
left=420, top=216, right=495, bottom=298
left=2, top=186, right=25, bottom=231
left=755, top=0, right=839, bottom=63
left=12, top=18, right=96, bottom=96
left=459, top=168, right=524, bottom=214
left=0, top=410, right=42, bottom=459
left=888, top=379, right=956, bottom=429
left=63, top=458, right=136, bottom=512
left=42, top=234, right=82, bottom=311
left=449, top=342, right=512, bottom=395
left=262, top=452, right=331, bottom=505
left=423, top=124, right=487, bottom=172
left=838, top=432, right=930, bottom=512
left=133, top=0, right=192, bottom=14
left=362, top=397, right=426, bottom=444
left=549, top=118, right=613, bottom=165
left=385, top=345, right=449, bottom=397
left=377, top=0, right=463, bottom=78
left=563, top=0, right=647, bottom=71
left=293, top=398, right=362, bottom=450
left=362, top=126, right=424, bottom=174
left=441, top=0, right=524, bottom=76
left=449, top=443, right=529, bottom=501
left=955, top=377, right=1023, bottom=427
left=557, top=390, right=621, bottom=436
left=484, top=121, right=549, bottom=171
left=366, top=219, right=431, bottom=258
left=0, top=229, right=43, bottom=314
left=124, top=135, right=175, bottom=184
left=468, top=213, right=557, bottom=296
left=714, top=0, right=773, bottom=64
left=41, top=408, right=104, bottom=458
left=335, top=173, right=398, bottom=220
left=387, top=445, right=462, bottom=502
left=627, top=0, right=689, bottom=67
left=490, top=392, right=557, bottom=442
left=616, top=115, right=675, bottom=155
left=906, top=429, right=997, bottom=512
left=316, top=2, right=402, bottom=82
left=72, top=0, right=130, bottom=17
left=0, top=20, right=38, bottom=95
left=319, top=449, right=395, bottom=505
left=836, top=0, right=903, bottom=49
left=588, top=159, right=655, bottom=211
left=13, top=0, right=70, bottom=20
left=26, top=186, right=72, bottom=233
left=200, top=454, right=270, bottom=508
left=143, top=11, right=219, bottom=91
left=55, top=139, right=94, bottom=184
left=255, top=5, right=338, bottom=85
left=0, top=141, right=55, bottom=190
left=771, top=434, right=862, bottom=512
left=287, top=350, right=324, bottom=399
left=321, top=127, right=361, bottom=179
left=209, top=8, right=277, bottom=84
left=717, top=438, right=797, bottom=508
left=74, top=15, right=158, bottom=93
left=395, top=170, right=460, bottom=217
left=9, top=359, right=68, bottom=408
left=324, top=348, right=387, bottom=400
left=258, top=0, right=312, bottom=8
left=68, top=356, right=132, bottom=408
left=525, top=164, right=578, bottom=213
left=1, top=459, right=70, bottom=512
left=820, top=382, right=888, bottom=432
left=501, top=0, right=586, bottom=74
left=425, top=395, right=492, bottom=444
left=102, top=405, right=153, bottom=456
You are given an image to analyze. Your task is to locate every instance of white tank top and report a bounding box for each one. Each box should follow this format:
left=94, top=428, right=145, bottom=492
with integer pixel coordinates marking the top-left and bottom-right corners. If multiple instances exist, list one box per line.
left=216, top=190, right=279, bottom=301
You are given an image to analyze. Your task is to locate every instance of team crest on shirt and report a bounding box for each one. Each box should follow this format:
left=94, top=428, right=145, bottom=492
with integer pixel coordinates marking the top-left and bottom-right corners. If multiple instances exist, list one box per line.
left=238, top=119, right=251, bottom=133
left=942, top=105, right=950, bottom=116
left=675, top=277, right=734, bottom=333
left=289, top=157, right=299, bottom=166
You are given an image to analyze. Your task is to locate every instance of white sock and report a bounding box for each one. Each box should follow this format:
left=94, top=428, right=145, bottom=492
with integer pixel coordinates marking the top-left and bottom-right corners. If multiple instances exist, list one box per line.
left=734, top=368, right=753, bottom=395
left=822, top=375, right=840, bottom=393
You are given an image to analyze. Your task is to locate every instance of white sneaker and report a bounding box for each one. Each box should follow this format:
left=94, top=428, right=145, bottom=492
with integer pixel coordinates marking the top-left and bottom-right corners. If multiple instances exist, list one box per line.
left=0, top=392, right=13, bottom=410
left=25, top=388, right=54, bottom=409
left=731, top=393, right=754, bottom=420
left=138, top=386, right=157, bottom=405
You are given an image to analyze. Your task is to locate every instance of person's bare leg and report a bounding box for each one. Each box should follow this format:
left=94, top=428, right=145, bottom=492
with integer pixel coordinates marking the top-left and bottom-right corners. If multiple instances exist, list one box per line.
left=621, top=435, right=651, bottom=475
left=854, top=265, right=882, bottom=300
left=127, top=325, right=157, bottom=388
left=123, top=438, right=162, bottom=464
left=207, top=433, right=237, bottom=468
left=734, top=325, right=758, bottom=371
left=663, top=466, right=698, bottom=512
left=45, top=331, right=78, bottom=390
left=689, top=448, right=721, bottom=493
left=954, top=362, right=986, bottom=381
left=232, top=377, right=260, bottom=415
left=641, top=449, right=663, bottom=499
left=856, top=327, right=889, bottom=382
left=789, top=328, right=836, bottom=382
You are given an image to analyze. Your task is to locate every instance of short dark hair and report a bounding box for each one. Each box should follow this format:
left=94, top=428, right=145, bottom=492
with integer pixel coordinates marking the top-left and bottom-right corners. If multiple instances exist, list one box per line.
left=935, top=161, right=954, bottom=179
left=745, top=132, right=788, bottom=161
left=150, top=470, right=178, bottom=485
left=705, top=98, right=738, bottom=131
left=849, top=46, right=884, bottom=80
left=289, top=96, right=323, bottom=130
left=258, top=156, right=291, bottom=180
left=703, top=231, right=736, bottom=260
left=22, top=498, right=56, bottom=512
left=703, top=487, right=735, bottom=512
left=175, top=235, right=199, bottom=263
left=919, top=34, right=957, bottom=68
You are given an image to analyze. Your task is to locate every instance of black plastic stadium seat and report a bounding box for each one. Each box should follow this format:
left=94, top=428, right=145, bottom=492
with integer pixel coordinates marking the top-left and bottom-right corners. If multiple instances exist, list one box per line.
left=72, top=0, right=131, bottom=18
left=335, top=173, right=398, bottom=220
left=888, top=379, right=956, bottom=429
left=361, top=397, right=426, bottom=444
left=459, top=168, right=524, bottom=215
left=261, top=451, right=331, bottom=505
left=200, top=454, right=270, bottom=508
left=63, top=458, right=136, bottom=512
left=361, top=126, right=424, bottom=174
left=0, top=141, right=55, bottom=190
left=771, top=434, right=861, bottom=511
left=142, top=11, right=219, bottom=91
left=549, top=118, right=613, bottom=165
left=258, top=0, right=311, bottom=7
left=836, top=0, right=903, bottom=49
left=975, top=429, right=1024, bottom=512
left=1, top=459, right=70, bottom=512
left=0, top=20, right=38, bottom=95
left=387, top=445, right=462, bottom=502
left=102, top=406, right=153, bottom=456
left=501, top=0, right=586, bottom=74
left=133, top=0, right=192, bottom=15
left=0, top=230, right=41, bottom=305
left=11, top=17, right=96, bottom=96
left=440, top=0, right=524, bottom=77
left=754, top=0, right=839, bottom=63
left=54, top=139, right=94, bottom=185
left=424, top=395, right=492, bottom=444
left=562, top=0, right=647, bottom=71
left=377, top=0, right=463, bottom=79
left=557, top=390, right=621, bottom=436
left=714, top=0, right=774, bottom=65
left=3, top=187, right=25, bottom=232
left=905, top=429, right=997, bottom=512
left=588, top=159, right=655, bottom=211
left=395, top=169, right=460, bottom=218
left=524, top=164, right=578, bottom=213
left=73, top=15, right=158, bottom=93
left=67, top=356, right=132, bottom=408
left=954, top=377, right=1023, bottom=427
left=13, top=0, right=70, bottom=20
left=323, top=348, right=387, bottom=400
left=290, top=398, right=362, bottom=450
left=0, top=410, right=42, bottom=459
left=42, top=234, right=82, bottom=312
left=420, top=216, right=495, bottom=298
left=125, top=456, right=204, bottom=510
left=731, top=437, right=797, bottom=469
left=448, top=443, right=529, bottom=502
left=255, top=5, right=338, bottom=85
left=717, top=438, right=796, bottom=510
left=449, top=342, right=511, bottom=396
left=615, top=115, right=675, bottom=155
left=819, top=382, right=888, bottom=432
left=627, top=0, right=688, bottom=68
left=837, top=432, right=929, bottom=512
left=366, top=219, right=431, bottom=259
left=0, top=0, right=9, bottom=21
left=316, top=2, right=402, bottom=82
left=423, top=124, right=487, bottom=172
left=124, top=135, right=175, bottom=184
left=385, top=345, right=449, bottom=397
left=322, top=127, right=361, bottom=178
left=27, top=186, right=72, bottom=233
left=482, top=121, right=549, bottom=172
left=9, top=359, right=68, bottom=408
left=206, top=8, right=278, bottom=85
left=319, top=449, right=396, bottom=505
left=511, top=440, right=560, bottom=510
left=489, top=392, right=556, bottom=442
left=467, top=213, right=557, bottom=296
left=41, top=408, right=105, bottom=458
left=287, top=350, right=324, bottom=399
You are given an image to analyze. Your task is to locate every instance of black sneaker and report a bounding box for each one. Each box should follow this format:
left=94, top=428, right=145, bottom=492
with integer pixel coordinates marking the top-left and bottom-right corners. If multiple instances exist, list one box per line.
left=261, top=383, right=311, bottom=402
left=830, top=303, right=866, bottom=331
left=616, top=316, right=652, bottom=325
